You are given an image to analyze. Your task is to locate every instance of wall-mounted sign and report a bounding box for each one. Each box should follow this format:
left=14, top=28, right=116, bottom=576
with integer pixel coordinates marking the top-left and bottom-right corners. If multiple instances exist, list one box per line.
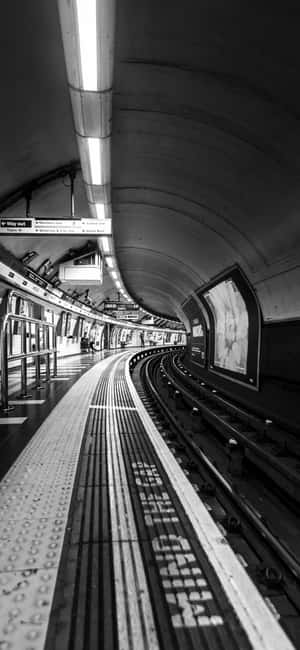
left=0, top=217, right=112, bottom=236
left=182, top=296, right=207, bottom=367
left=204, top=278, right=248, bottom=376
left=24, top=268, right=48, bottom=289
left=197, top=266, right=261, bottom=388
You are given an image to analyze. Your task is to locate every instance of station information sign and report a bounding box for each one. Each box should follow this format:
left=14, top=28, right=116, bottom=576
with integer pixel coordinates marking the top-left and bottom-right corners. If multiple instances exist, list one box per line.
left=183, top=296, right=206, bottom=367
left=24, top=268, right=48, bottom=289
left=114, top=312, right=140, bottom=320
left=103, top=302, right=138, bottom=311
left=0, top=217, right=112, bottom=236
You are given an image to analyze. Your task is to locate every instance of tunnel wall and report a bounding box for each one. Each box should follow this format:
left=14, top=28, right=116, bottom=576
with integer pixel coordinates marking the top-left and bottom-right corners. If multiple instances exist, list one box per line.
left=183, top=319, right=300, bottom=433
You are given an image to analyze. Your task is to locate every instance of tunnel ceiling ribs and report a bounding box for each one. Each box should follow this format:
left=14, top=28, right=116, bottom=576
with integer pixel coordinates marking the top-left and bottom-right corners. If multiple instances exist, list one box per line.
left=0, top=3, right=299, bottom=319
left=111, top=2, right=300, bottom=320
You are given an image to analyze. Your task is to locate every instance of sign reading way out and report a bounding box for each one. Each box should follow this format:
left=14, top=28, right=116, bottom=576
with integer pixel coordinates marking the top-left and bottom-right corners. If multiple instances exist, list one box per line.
left=0, top=217, right=112, bottom=236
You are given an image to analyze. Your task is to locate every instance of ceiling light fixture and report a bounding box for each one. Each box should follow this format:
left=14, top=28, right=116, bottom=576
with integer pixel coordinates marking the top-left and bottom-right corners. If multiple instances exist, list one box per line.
left=106, top=256, right=114, bottom=268
left=88, top=138, right=102, bottom=184
left=58, top=0, right=165, bottom=324
left=76, top=0, right=98, bottom=90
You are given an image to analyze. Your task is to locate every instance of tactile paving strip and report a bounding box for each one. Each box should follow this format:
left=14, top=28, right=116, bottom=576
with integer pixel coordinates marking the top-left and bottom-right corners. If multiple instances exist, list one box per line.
left=105, top=384, right=248, bottom=649
left=0, top=569, right=58, bottom=650
left=0, top=355, right=118, bottom=650
left=105, top=356, right=160, bottom=649
left=0, top=518, right=66, bottom=572
left=47, top=352, right=250, bottom=650
left=46, top=353, right=161, bottom=650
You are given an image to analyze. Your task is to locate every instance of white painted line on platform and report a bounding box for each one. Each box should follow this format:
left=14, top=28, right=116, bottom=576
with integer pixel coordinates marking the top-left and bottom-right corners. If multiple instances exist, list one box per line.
left=106, top=357, right=159, bottom=650
left=89, top=404, right=137, bottom=411
left=0, top=417, right=27, bottom=424
left=125, top=356, right=295, bottom=650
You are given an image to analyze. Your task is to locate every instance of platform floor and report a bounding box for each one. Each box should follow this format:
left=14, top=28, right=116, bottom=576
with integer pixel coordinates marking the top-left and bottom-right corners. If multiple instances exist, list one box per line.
left=0, top=351, right=295, bottom=650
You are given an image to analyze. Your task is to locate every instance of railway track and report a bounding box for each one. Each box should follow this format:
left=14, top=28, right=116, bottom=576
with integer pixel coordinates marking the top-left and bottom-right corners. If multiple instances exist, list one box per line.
left=131, top=350, right=300, bottom=648
left=169, top=353, right=300, bottom=507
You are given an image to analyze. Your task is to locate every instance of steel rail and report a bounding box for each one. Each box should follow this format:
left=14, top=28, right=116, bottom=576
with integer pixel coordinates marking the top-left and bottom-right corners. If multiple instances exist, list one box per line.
left=142, top=353, right=300, bottom=585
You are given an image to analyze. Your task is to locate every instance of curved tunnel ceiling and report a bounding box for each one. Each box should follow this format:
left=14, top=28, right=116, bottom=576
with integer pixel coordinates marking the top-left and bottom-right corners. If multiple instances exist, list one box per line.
left=112, top=0, right=300, bottom=320
left=0, top=2, right=300, bottom=322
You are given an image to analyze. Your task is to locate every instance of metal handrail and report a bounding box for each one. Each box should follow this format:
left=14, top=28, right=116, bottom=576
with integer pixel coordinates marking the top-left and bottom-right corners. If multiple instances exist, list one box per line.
left=0, top=294, right=57, bottom=411
left=7, top=349, right=57, bottom=362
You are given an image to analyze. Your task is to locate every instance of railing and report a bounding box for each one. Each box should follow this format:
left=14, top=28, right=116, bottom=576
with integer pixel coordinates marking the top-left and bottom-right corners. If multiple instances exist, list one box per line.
left=0, top=306, right=57, bottom=412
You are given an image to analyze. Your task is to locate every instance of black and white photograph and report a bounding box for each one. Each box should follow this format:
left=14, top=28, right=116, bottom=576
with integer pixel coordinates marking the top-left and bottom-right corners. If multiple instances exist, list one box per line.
left=0, top=2, right=299, bottom=649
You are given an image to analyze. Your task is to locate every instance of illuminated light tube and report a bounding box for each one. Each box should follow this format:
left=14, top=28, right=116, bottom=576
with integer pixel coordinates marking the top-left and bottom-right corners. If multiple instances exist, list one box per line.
left=58, top=0, right=115, bottom=92
left=88, top=138, right=102, bottom=184
left=111, top=271, right=118, bottom=280
left=106, top=256, right=114, bottom=268
left=76, top=0, right=97, bottom=91
left=78, top=135, right=111, bottom=187
left=99, top=236, right=111, bottom=253
left=89, top=202, right=111, bottom=220
left=95, top=203, right=105, bottom=219
left=59, top=0, right=147, bottom=313
left=115, top=280, right=121, bottom=289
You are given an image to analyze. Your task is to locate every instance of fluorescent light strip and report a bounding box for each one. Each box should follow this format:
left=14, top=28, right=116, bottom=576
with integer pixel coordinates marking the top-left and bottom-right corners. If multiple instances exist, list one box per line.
left=96, top=203, right=105, bottom=219
left=106, top=256, right=114, bottom=268
left=73, top=4, right=139, bottom=313
left=88, top=138, right=102, bottom=184
left=76, top=0, right=98, bottom=91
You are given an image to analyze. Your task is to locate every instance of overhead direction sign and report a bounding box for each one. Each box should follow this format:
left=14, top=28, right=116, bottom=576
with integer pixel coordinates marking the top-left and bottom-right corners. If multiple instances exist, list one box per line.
left=104, top=301, right=138, bottom=311
left=0, top=217, right=112, bottom=236
left=114, top=312, right=140, bottom=320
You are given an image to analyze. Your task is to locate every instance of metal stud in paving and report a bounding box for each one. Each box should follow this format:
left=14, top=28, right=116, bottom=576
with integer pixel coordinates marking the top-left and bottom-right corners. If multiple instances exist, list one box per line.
left=0, top=569, right=58, bottom=649
left=0, top=517, right=66, bottom=572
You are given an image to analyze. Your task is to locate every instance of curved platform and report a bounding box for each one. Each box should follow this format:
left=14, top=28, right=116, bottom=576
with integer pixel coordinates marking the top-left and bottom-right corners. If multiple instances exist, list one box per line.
left=0, top=350, right=295, bottom=650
